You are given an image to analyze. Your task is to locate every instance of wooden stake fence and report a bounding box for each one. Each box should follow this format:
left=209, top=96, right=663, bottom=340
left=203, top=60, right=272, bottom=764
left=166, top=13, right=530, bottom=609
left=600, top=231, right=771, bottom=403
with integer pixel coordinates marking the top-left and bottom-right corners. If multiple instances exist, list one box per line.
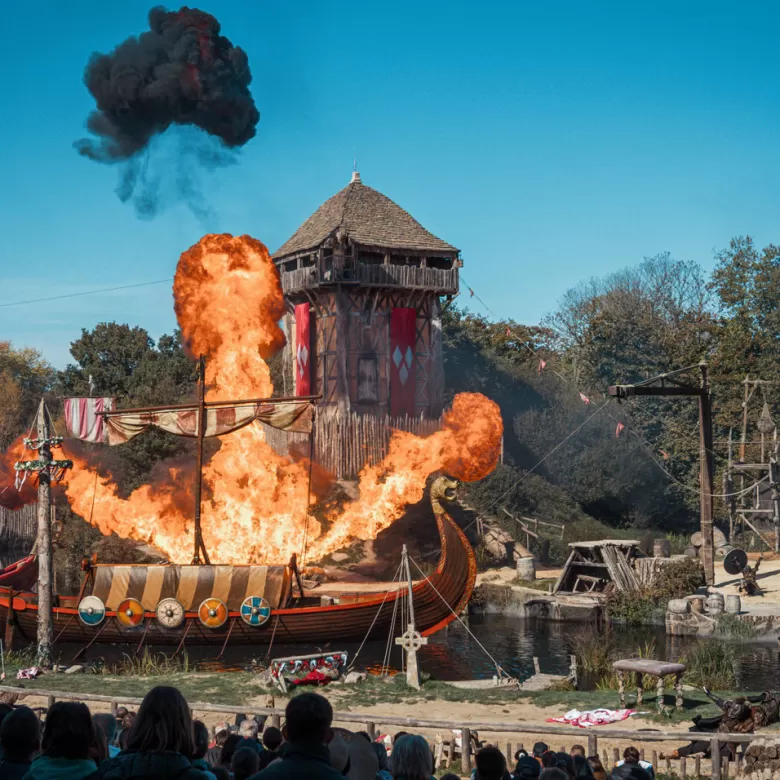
left=0, top=684, right=751, bottom=779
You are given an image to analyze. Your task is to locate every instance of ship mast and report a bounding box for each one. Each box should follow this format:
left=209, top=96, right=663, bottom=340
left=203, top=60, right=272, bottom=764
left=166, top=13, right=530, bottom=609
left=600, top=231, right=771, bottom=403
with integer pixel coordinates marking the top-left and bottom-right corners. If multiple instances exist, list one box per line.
left=192, top=356, right=210, bottom=565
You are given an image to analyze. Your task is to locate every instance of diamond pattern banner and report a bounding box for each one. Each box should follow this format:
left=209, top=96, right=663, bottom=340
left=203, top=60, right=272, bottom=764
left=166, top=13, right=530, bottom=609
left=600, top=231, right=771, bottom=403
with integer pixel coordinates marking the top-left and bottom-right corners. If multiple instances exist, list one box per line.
left=390, top=307, right=416, bottom=415
left=295, top=302, right=311, bottom=395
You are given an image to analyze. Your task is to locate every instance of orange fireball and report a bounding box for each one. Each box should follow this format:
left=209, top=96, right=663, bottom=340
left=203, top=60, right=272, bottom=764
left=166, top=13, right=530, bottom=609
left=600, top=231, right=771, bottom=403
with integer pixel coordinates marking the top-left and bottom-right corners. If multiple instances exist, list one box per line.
left=57, top=234, right=504, bottom=565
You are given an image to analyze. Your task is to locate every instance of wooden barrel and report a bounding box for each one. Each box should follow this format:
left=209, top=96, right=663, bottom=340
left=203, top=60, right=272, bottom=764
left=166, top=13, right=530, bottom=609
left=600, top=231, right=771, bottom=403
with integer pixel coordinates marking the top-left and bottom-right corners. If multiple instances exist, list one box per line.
left=691, top=532, right=702, bottom=547
left=653, top=539, right=671, bottom=558
left=684, top=545, right=699, bottom=559
left=715, top=544, right=735, bottom=560
left=691, top=529, right=727, bottom=548
left=516, top=557, right=536, bottom=582
left=688, top=596, right=705, bottom=614
left=707, top=592, right=725, bottom=615
left=668, top=599, right=690, bottom=614
left=725, top=595, right=741, bottom=614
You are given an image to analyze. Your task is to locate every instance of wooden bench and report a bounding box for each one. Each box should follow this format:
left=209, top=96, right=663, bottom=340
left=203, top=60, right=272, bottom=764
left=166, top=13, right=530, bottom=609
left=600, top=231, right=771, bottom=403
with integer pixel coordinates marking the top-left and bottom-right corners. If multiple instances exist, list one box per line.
left=613, top=659, right=686, bottom=713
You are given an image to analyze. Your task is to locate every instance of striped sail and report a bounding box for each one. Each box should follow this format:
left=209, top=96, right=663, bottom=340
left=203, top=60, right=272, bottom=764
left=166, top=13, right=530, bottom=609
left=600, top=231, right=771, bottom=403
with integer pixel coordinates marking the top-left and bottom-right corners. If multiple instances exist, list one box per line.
left=91, top=564, right=291, bottom=611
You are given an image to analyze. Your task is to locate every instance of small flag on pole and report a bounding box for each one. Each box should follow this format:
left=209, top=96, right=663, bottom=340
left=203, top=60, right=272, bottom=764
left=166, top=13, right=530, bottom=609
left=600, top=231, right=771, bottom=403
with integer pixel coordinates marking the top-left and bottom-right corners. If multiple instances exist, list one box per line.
left=579, top=392, right=591, bottom=405
left=538, top=358, right=547, bottom=375
left=615, top=421, right=625, bottom=438
left=659, top=449, right=670, bottom=460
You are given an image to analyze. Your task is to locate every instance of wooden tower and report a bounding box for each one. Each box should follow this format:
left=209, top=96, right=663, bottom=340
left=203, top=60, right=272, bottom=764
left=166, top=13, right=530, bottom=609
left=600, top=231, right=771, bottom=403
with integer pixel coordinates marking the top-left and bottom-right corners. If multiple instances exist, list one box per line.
left=272, top=172, right=460, bottom=477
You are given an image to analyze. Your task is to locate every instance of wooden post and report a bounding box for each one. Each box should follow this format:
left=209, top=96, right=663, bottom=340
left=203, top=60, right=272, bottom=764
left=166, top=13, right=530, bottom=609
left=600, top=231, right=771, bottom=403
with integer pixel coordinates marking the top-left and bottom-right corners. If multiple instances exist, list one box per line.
left=505, top=742, right=512, bottom=766
left=694, top=755, right=701, bottom=777
left=770, top=457, right=780, bottom=554
left=651, top=750, right=657, bottom=773
left=366, top=721, right=375, bottom=740
left=270, top=714, right=281, bottom=729
left=47, top=695, right=55, bottom=710
left=613, top=748, right=619, bottom=766
left=462, top=728, right=472, bottom=773
left=699, top=362, right=715, bottom=586
left=36, top=400, right=54, bottom=668
left=680, top=756, right=687, bottom=778
left=711, top=739, right=721, bottom=780
left=588, top=734, right=597, bottom=756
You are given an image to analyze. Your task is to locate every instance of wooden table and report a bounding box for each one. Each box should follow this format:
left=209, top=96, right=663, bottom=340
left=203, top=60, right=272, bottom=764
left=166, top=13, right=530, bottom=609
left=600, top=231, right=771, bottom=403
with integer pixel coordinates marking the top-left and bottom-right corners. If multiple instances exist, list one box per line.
left=612, top=659, right=686, bottom=713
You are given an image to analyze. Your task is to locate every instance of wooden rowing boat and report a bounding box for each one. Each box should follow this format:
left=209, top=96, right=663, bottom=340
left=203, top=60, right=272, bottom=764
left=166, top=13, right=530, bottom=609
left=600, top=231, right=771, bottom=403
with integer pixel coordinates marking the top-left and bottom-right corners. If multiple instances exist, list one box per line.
left=0, top=477, right=476, bottom=647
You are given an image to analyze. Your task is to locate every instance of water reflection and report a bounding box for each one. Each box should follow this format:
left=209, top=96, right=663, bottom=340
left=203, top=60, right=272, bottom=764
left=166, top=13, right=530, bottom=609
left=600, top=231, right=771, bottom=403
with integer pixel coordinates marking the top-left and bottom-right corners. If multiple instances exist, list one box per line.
left=49, top=613, right=780, bottom=690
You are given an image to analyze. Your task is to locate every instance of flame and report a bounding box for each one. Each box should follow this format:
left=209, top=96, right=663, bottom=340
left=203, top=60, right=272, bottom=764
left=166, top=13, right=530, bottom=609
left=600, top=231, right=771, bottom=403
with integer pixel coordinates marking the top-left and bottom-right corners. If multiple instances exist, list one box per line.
left=4, top=234, right=503, bottom=564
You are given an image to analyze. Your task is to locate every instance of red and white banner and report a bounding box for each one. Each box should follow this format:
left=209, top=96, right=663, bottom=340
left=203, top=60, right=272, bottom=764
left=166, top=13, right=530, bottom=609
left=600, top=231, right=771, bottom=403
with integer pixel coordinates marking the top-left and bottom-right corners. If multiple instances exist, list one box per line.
left=294, top=302, right=311, bottom=396
left=390, top=307, right=417, bottom=417
left=64, top=397, right=115, bottom=443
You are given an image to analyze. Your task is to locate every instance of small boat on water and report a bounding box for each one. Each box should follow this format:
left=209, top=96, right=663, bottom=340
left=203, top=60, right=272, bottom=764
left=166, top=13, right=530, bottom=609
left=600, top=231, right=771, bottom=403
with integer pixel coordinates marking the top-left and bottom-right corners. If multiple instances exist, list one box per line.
left=0, top=476, right=475, bottom=648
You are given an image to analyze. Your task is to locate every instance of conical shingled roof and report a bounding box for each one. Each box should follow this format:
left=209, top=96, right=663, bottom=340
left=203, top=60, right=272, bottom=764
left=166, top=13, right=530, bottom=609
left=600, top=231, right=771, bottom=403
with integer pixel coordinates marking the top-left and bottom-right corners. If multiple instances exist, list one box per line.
left=273, top=174, right=458, bottom=258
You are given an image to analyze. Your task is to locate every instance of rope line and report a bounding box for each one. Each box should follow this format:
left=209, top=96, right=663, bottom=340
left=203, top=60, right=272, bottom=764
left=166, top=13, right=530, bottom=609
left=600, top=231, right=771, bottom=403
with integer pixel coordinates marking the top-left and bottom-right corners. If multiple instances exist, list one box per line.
left=409, top=555, right=508, bottom=680
left=0, top=279, right=172, bottom=309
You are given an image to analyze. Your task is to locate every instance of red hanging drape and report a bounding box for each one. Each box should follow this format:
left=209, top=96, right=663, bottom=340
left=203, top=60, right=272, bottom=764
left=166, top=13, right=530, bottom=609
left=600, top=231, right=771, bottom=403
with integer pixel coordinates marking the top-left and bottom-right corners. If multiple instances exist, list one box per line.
left=389, top=307, right=417, bottom=416
left=295, top=303, right=311, bottom=396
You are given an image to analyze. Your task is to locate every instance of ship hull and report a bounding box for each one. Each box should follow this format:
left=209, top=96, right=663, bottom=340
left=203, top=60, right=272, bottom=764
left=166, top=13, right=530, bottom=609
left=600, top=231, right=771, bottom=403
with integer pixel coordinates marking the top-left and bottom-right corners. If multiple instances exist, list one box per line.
left=0, top=502, right=476, bottom=648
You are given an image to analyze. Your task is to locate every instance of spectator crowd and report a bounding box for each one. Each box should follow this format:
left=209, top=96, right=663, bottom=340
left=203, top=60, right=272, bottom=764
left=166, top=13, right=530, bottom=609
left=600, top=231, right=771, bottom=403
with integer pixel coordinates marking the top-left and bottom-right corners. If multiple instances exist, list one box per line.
left=0, top=687, right=659, bottom=780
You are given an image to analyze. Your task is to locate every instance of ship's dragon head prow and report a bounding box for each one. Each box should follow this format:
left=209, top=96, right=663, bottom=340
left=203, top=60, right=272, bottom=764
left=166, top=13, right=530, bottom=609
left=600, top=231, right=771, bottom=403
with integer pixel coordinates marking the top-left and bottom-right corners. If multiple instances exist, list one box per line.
left=430, top=475, right=460, bottom=511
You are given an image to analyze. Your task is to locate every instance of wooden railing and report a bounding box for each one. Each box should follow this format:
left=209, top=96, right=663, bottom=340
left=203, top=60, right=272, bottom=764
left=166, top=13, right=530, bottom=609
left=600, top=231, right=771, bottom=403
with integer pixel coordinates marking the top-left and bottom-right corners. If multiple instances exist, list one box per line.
left=0, top=684, right=749, bottom=780
left=279, top=264, right=458, bottom=294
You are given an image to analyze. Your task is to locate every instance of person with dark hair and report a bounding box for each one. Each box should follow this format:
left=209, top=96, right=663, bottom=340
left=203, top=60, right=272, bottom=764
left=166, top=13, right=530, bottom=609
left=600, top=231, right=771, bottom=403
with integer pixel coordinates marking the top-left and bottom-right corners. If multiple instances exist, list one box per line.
left=532, top=743, right=549, bottom=769
left=476, top=746, right=510, bottom=780
left=117, top=729, right=131, bottom=753
left=91, top=724, right=109, bottom=765
left=207, top=722, right=230, bottom=767
left=549, top=753, right=574, bottom=779
left=212, top=768, right=230, bottom=780
left=0, top=705, right=40, bottom=779
left=440, top=774, right=460, bottom=780
left=233, top=746, right=260, bottom=780
left=192, top=720, right=218, bottom=780
left=610, top=747, right=652, bottom=780
left=0, top=702, right=15, bottom=759
left=389, top=735, right=433, bottom=780
left=540, top=770, right=570, bottom=780
left=256, top=726, right=283, bottom=771
left=247, top=693, right=344, bottom=780
left=540, top=752, right=556, bottom=770
left=586, top=756, right=606, bottom=780
left=572, top=755, right=593, bottom=779
left=93, top=714, right=120, bottom=758
left=514, top=755, right=541, bottom=780
left=25, top=701, right=98, bottom=780
left=392, top=732, right=409, bottom=747
left=96, top=686, right=210, bottom=779
left=220, top=734, right=243, bottom=771
left=570, top=747, right=585, bottom=759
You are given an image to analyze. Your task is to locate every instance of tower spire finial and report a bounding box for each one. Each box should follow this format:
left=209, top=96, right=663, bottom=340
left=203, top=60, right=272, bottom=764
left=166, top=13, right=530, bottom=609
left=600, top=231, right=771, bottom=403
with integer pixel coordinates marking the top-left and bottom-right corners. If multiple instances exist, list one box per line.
left=351, top=149, right=361, bottom=183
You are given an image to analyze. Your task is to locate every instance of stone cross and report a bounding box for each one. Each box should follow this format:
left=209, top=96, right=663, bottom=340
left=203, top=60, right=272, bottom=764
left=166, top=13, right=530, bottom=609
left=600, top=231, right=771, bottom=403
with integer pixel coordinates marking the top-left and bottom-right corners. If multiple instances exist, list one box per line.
left=395, top=623, right=428, bottom=689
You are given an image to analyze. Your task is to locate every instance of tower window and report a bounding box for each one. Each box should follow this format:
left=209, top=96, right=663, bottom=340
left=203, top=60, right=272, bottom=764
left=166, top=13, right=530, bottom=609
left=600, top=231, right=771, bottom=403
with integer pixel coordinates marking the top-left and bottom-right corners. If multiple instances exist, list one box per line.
left=357, top=357, right=378, bottom=403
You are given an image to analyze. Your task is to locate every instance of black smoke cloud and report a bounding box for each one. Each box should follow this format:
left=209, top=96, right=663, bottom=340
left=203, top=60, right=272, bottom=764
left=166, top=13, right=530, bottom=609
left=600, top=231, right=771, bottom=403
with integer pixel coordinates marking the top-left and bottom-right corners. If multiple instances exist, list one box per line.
left=75, top=6, right=259, bottom=219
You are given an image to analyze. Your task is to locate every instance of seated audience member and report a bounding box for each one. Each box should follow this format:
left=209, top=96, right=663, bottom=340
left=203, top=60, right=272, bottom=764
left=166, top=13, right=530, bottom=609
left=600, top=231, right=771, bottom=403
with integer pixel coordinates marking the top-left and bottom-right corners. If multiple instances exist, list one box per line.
left=246, top=692, right=344, bottom=780
left=345, top=730, right=380, bottom=780
left=207, top=722, right=230, bottom=767
left=328, top=732, right=350, bottom=775
left=586, top=756, right=606, bottom=780
left=232, top=746, right=260, bottom=780
left=255, top=726, right=283, bottom=771
left=112, top=708, right=128, bottom=745
left=611, top=747, right=653, bottom=780
left=440, top=775, right=461, bottom=780
left=95, top=685, right=211, bottom=779
left=392, top=732, right=409, bottom=748
left=93, top=714, right=120, bottom=758
left=373, top=738, right=391, bottom=779
left=549, top=753, right=575, bottom=780
left=0, top=703, right=14, bottom=758
left=475, top=746, right=510, bottom=780
left=540, top=752, right=556, bottom=770
left=220, top=734, right=243, bottom=771
left=212, top=769, right=230, bottom=780
left=389, top=735, right=434, bottom=780
left=25, top=701, right=98, bottom=780
left=91, top=724, right=109, bottom=765
left=514, top=755, right=541, bottom=780
left=570, top=747, right=586, bottom=759
left=237, top=719, right=263, bottom=754
left=117, top=729, right=131, bottom=753
left=192, top=720, right=218, bottom=779
left=572, top=755, right=594, bottom=779
left=532, top=744, right=549, bottom=769
left=0, top=705, right=40, bottom=779
left=540, top=770, right=570, bottom=780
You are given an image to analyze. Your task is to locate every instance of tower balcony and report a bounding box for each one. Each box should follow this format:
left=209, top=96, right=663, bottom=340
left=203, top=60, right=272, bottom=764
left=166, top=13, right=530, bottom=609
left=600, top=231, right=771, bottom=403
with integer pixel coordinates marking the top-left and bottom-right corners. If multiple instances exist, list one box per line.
left=279, top=262, right=459, bottom=295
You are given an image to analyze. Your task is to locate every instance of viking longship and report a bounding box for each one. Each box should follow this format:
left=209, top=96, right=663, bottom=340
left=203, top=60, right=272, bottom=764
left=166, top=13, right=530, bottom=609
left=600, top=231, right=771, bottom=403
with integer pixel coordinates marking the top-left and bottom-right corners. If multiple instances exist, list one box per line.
left=0, top=362, right=476, bottom=650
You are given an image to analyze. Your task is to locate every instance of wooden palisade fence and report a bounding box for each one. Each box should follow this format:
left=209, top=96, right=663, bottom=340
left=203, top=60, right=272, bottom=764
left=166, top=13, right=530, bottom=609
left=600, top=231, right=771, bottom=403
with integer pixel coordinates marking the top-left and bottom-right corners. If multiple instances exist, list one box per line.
left=0, top=504, right=37, bottom=551
left=0, top=685, right=748, bottom=780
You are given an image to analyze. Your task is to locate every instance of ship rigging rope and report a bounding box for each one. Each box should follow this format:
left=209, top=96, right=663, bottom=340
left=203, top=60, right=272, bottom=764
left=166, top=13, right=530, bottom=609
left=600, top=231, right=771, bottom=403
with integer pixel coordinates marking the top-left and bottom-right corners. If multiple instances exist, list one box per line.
left=348, top=559, right=404, bottom=672
left=460, top=274, right=769, bottom=502
left=382, top=574, right=402, bottom=676
left=0, top=279, right=173, bottom=309
left=409, top=555, right=509, bottom=680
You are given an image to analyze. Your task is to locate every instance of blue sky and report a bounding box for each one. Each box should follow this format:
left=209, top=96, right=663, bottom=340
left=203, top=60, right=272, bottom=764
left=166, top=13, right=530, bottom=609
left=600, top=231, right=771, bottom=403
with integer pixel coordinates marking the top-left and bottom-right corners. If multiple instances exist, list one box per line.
left=2, top=1, right=779, bottom=367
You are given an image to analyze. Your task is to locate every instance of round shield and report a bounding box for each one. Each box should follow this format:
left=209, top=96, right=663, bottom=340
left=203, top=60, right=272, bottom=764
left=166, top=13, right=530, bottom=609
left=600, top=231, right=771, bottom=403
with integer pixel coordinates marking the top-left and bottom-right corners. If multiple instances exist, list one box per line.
left=116, top=598, right=145, bottom=628
left=723, top=547, right=748, bottom=576
left=198, top=598, right=228, bottom=629
left=78, top=595, right=105, bottom=627
left=156, top=598, right=185, bottom=629
left=240, top=596, right=271, bottom=627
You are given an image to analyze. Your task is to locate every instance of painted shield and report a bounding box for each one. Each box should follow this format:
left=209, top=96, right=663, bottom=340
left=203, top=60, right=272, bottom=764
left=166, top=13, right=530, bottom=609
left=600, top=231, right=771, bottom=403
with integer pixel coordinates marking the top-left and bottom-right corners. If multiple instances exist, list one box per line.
left=78, top=595, right=106, bottom=627
left=116, top=598, right=145, bottom=628
left=198, top=598, right=228, bottom=629
left=240, top=596, right=271, bottom=627
left=156, top=598, right=185, bottom=629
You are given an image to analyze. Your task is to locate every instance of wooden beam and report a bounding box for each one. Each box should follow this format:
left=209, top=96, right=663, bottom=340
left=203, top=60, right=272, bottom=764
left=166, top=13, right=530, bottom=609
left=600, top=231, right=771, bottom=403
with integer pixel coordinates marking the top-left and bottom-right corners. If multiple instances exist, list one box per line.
left=608, top=385, right=703, bottom=398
